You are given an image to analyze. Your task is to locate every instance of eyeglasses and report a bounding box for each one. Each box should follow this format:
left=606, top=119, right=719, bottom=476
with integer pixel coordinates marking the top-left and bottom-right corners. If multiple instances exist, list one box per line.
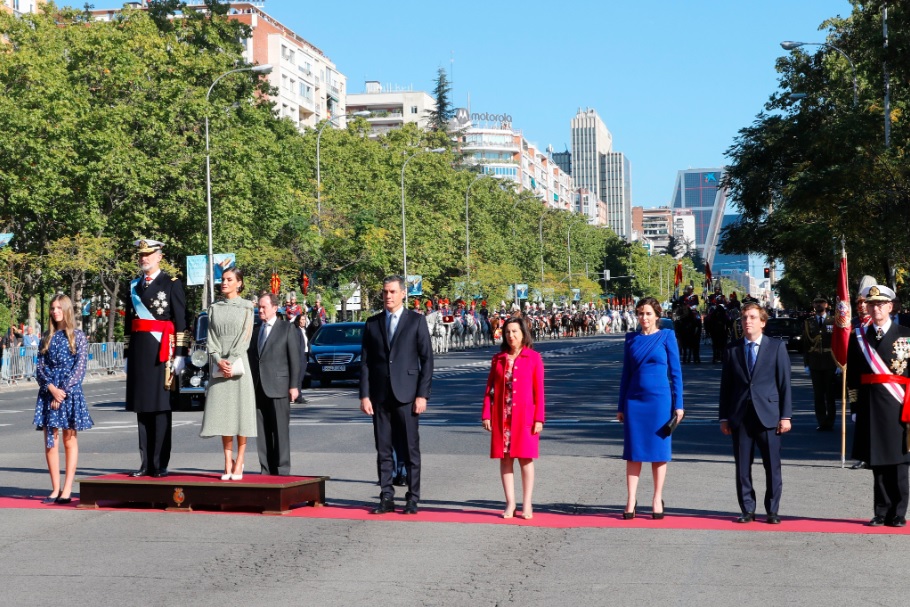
left=867, top=301, right=891, bottom=307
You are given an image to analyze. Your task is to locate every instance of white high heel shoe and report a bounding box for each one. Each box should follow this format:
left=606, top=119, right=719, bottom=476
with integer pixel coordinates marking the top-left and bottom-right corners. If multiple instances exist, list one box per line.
left=230, top=463, right=244, bottom=481
left=221, top=460, right=234, bottom=481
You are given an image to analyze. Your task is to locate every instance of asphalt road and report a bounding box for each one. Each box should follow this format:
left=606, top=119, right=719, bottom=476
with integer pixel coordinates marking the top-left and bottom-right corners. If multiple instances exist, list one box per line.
left=0, top=333, right=905, bottom=606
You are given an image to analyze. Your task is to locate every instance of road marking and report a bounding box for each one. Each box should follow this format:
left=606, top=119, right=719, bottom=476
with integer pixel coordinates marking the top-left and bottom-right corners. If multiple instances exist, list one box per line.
left=0, top=410, right=25, bottom=414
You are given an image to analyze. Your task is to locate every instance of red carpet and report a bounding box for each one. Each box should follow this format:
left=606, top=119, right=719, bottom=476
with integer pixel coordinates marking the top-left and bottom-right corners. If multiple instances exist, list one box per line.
left=1, top=494, right=906, bottom=534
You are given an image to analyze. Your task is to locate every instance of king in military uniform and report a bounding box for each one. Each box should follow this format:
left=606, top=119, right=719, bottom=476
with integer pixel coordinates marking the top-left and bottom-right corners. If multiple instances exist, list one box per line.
left=124, top=239, right=188, bottom=478
left=847, top=285, right=910, bottom=527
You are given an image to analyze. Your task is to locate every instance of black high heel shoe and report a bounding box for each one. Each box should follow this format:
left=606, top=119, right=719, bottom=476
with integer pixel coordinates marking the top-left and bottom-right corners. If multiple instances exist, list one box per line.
left=652, top=499, right=665, bottom=520
left=623, top=501, right=637, bottom=520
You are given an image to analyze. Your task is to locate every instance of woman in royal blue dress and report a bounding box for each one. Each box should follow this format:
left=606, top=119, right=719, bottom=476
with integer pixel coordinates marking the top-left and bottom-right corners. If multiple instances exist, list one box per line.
left=32, top=294, right=92, bottom=504
left=617, top=297, right=684, bottom=520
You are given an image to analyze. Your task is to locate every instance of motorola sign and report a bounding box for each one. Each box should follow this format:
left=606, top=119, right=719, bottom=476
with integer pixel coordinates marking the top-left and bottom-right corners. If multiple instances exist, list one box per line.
left=471, top=112, right=513, bottom=123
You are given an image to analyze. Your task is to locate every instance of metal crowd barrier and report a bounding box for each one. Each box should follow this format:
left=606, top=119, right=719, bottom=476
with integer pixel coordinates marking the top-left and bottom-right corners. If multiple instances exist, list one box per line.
left=86, top=342, right=125, bottom=377
left=0, top=341, right=124, bottom=385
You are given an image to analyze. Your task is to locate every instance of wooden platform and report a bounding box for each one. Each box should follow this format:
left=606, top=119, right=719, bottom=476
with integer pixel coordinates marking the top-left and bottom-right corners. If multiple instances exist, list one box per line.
left=77, top=473, right=328, bottom=515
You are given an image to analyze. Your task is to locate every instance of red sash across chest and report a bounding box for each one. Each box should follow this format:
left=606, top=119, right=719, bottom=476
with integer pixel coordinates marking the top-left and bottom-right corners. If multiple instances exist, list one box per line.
left=131, top=319, right=175, bottom=362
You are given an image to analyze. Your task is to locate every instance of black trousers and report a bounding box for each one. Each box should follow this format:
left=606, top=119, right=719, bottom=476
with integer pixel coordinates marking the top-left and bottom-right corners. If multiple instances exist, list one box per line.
left=373, top=397, right=421, bottom=502
left=871, top=463, right=910, bottom=519
left=255, top=386, right=291, bottom=476
left=809, top=367, right=838, bottom=428
left=731, top=407, right=783, bottom=515
left=137, top=411, right=171, bottom=473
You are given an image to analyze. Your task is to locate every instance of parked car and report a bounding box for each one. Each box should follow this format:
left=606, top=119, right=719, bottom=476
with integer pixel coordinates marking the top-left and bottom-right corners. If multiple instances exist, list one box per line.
left=304, top=322, right=365, bottom=388
left=764, top=317, right=803, bottom=351
left=172, top=312, right=209, bottom=410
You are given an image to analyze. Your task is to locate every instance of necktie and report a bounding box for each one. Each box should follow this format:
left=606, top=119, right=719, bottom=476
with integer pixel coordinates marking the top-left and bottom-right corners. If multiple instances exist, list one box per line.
left=747, top=341, right=756, bottom=373
left=388, top=312, right=398, bottom=345
left=876, top=327, right=884, bottom=340
left=144, top=276, right=152, bottom=287
left=818, top=316, right=823, bottom=327
left=258, top=322, right=270, bottom=354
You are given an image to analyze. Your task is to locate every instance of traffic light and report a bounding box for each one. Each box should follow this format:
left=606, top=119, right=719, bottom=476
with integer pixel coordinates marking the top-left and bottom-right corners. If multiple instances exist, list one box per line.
left=763, top=268, right=770, bottom=279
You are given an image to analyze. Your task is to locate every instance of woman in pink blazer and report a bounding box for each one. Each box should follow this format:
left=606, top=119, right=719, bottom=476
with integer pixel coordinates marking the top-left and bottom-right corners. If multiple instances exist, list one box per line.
left=482, top=317, right=545, bottom=519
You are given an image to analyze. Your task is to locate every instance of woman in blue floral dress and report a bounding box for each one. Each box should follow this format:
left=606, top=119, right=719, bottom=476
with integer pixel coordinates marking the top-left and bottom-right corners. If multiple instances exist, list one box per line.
left=32, top=294, right=92, bottom=504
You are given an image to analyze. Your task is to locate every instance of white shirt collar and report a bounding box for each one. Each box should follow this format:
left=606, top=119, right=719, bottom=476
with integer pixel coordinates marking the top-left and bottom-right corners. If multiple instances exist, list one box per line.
left=263, top=316, right=277, bottom=328
left=144, top=269, right=161, bottom=281
left=875, top=318, right=892, bottom=335
left=386, top=306, right=403, bottom=320
left=746, top=334, right=763, bottom=347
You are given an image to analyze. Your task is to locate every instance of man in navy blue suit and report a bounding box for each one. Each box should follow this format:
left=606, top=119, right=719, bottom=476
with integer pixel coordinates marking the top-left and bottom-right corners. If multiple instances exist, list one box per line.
left=360, top=276, right=433, bottom=515
left=719, top=302, right=793, bottom=524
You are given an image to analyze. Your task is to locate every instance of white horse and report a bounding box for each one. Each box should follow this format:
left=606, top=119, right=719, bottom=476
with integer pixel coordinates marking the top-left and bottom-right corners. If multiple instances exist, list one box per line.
left=425, top=311, right=450, bottom=353
left=464, top=314, right=481, bottom=348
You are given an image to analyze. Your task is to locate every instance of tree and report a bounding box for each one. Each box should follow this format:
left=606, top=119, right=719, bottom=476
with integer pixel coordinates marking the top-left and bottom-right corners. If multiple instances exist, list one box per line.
left=426, top=67, right=455, bottom=133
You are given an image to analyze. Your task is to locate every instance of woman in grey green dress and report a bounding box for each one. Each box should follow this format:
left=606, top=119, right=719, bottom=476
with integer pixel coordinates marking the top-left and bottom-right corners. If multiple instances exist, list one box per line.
left=200, top=267, right=256, bottom=480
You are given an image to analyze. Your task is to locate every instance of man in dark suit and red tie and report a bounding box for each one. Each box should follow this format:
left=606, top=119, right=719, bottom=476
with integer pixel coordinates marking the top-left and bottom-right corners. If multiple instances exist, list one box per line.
left=719, top=302, right=792, bottom=524
left=847, top=284, right=910, bottom=527
left=360, top=275, right=433, bottom=515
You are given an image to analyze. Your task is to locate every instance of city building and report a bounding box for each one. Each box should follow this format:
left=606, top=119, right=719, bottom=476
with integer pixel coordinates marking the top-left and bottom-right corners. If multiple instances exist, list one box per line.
left=1, top=0, right=41, bottom=15
left=91, top=1, right=347, bottom=131
left=601, top=151, right=632, bottom=239
left=454, top=110, right=577, bottom=215
left=668, top=168, right=728, bottom=266
left=570, top=108, right=632, bottom=239
left=712, top=213, right=749, bottom=275
left=346, top=81, right=436, bottom=138
left=552, top=149, right=572, bottom=176
left=634, top=207, right=695, bottom=257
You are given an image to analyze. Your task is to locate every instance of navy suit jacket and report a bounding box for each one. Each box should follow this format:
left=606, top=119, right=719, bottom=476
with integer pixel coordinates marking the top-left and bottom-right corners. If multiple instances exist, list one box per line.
left=360, top=308, right=433, bottom=405
left=719, top=335, right=793, bottom=429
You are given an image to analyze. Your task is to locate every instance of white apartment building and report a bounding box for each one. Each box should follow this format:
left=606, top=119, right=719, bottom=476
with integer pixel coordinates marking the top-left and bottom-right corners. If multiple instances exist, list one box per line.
left=601, top=151, right=632, bottom=239
left=91, top=2, right=347, bottom=131
left=672, top=210, right=696, bottom=254
left=458, top=117, right=577, bottom=215
left=346, top=81, right=436, bottom=138
left=2, top=0, right=41, bottom=14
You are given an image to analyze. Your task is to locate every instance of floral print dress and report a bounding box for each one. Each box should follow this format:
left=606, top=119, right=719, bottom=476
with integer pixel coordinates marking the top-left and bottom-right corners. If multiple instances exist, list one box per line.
left=502, top=366, right=515, bottom=457
left=32, top=330, right=92, bottom=448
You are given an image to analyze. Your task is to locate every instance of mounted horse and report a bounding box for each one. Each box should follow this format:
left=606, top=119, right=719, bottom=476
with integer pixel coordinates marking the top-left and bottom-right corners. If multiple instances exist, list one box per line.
left=703, top=303, right=731, bottom=364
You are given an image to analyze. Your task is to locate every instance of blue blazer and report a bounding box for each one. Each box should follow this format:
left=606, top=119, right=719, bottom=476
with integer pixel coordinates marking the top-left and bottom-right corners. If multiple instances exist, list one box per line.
left=360, top=308, right=433, bottom=405
left=719, top=335, right=792, bottom=429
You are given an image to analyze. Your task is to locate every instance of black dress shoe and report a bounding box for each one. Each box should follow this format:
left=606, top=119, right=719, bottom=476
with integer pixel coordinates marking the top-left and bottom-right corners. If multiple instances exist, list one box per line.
left=735, top=512, right=755, bottom=523
left=766, top=513, right=781, bottom=524
left=402, top=499, right=418, bottom=515
left=371, top=497, right=395, bottom=514
left=54, top=496, right=72, bottom=505
left=129, top=468, right=148, bottom=477
left=815, top=426, right=834, bottom=432
left=392, top=473, right=407, bottom=487
left=868, top=516, right=886, bottom=527
left=150, top=469, right=169, bottom=478
left=851, top=460, right=868, bottom=470
left=886, top=516, right=907, bottom=528
left=41, top=495, right=60, bottom=504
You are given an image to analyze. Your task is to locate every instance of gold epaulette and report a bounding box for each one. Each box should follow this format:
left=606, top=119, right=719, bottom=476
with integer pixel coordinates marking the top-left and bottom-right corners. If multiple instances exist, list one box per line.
left=175, top=331, right=190, bottom=347
left=171, top=277, right=178, bottom=281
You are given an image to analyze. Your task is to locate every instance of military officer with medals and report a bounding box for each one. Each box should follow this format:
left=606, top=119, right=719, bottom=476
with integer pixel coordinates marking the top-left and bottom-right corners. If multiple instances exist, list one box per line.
left=847, top=284, right=910, bottom=527
left=124, top=239, right=188, bottom=478
left=804, top=296, right=838, bottom=431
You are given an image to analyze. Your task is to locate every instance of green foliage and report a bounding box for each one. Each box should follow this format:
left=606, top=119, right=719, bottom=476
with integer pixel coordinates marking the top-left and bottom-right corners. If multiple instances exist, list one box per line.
left=722, top=1, right=910, bottom=308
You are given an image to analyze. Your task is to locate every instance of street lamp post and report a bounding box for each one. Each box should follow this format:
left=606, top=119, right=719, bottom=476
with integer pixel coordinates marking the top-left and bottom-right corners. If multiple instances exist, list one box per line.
left=401, top=148, right=446, bottom=281
left=780, top=40, right=858, bottom=107
left=465, top=173, right=484, bottom=287
left=567, top=223, right=573, bottom=291
left=205, top=63, right=272, bottom=307
left=315, top=110, right=370, bottom=235
left=539, top=212, right=546, bottom=287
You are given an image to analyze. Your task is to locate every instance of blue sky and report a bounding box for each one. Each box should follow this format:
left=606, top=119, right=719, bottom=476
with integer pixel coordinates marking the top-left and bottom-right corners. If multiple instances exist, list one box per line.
left=261, top=0, right=852, bottom=209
